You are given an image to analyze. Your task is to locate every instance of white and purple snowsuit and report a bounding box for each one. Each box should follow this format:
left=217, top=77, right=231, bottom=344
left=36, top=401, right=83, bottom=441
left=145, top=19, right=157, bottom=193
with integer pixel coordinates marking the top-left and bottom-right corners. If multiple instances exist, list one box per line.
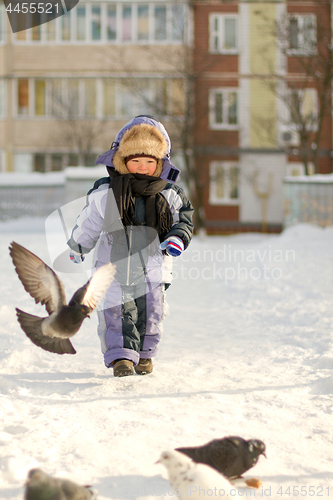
left=68, top=117, right=194, bottom=367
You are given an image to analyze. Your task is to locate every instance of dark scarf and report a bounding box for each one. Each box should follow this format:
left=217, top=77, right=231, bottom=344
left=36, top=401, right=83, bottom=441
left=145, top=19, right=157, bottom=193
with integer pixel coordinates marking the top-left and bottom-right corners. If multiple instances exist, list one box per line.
left=105, top=170, right=173, bottom=242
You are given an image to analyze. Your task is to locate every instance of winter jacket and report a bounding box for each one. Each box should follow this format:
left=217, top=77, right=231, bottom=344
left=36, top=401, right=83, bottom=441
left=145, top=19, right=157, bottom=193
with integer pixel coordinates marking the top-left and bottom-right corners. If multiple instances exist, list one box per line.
left=68, top=177, right=193, bottom=287
left=68, top=116, right=194, bottom=288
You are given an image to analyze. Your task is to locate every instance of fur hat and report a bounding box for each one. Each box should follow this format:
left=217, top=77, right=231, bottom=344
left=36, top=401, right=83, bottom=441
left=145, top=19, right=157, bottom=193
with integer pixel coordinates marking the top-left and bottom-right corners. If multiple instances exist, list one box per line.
left=112, top=123, right=168, bottom=177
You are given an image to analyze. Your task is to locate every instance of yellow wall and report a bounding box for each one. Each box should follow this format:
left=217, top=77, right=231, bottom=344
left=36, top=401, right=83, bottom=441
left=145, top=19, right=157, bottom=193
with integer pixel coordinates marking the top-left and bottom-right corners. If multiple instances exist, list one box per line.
left=249, top=3, right=277, bottom=148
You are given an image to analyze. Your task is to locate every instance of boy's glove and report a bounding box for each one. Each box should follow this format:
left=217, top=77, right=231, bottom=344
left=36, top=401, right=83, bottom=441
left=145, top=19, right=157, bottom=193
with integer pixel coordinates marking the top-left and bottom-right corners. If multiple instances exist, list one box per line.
left=160, top=236, right=184, bottom=257
left=69, top=250, right=85, bottom=264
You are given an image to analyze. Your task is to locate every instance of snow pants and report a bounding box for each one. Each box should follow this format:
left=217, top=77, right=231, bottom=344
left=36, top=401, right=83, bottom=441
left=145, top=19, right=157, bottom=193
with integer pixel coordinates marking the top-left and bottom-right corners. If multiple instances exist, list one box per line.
left=97, top=280, right=168, bottom=367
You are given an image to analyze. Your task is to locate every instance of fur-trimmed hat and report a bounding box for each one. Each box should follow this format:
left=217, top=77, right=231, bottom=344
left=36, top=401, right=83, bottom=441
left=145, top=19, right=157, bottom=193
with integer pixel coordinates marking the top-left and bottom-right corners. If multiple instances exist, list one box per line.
left=112, top=123, right=168, bottom=177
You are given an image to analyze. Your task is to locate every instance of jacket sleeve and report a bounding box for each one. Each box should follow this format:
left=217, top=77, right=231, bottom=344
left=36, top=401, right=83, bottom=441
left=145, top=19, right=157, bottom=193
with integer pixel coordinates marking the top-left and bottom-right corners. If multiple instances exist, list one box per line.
left=67, top=184, right=108, bottom=254
left=163, top=184, right=194, bottom=250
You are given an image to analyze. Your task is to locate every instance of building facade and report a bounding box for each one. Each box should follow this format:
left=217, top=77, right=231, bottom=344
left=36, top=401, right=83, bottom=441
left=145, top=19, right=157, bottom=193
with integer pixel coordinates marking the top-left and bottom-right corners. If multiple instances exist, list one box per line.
left=193, top=0, right=333, bottom=232
left=0, top=0, right=189, bottom=172
left=0, top=0, right=332, bottom=232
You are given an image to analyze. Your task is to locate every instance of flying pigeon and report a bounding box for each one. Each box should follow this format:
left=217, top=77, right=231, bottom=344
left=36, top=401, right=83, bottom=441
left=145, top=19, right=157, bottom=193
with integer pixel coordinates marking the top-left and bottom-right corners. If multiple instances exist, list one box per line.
left=176, top=436, right=266, bottom=478
left=10, top=241, right=116, bottom=355
left=24, top=468, right=97, bottom=500
left=157, top=449, right=241, bottom=499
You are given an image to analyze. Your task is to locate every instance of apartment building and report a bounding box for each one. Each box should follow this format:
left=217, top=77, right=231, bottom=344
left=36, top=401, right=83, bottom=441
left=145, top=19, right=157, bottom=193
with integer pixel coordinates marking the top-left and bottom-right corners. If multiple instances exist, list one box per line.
left=0, top=0, right=189, bottom=173
left=193, top=0, right=333, bottom=232
left=1, top=0, right=332, bottom=232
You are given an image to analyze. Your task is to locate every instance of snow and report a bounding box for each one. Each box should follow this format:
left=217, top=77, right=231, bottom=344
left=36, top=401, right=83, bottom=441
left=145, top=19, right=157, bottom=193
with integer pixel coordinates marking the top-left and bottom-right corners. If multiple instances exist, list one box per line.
left=0, top=167, right=107, bottom=186
left=1, top=219, right=333, bottom=499
left=284, top=173, right=333, bottom=184
left=0, top=173, right=65, bottom=186
left=66, top=166, right=108, bottom=180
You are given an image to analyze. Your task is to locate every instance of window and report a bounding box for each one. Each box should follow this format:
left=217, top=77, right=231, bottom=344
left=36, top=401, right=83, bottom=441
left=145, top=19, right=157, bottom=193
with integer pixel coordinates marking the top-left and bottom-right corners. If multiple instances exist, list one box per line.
left=209, top=88, right=239, bottom=130
left=67, top=79, right=80, bottom=116
left=103, top=80, right=116, bottom=116
left=138, top=4, right=149, bottom=41
left=171, top=4, right=185, bottom=42
left=18, top=79, right=29, bottom=115
left=46, top=18, right=57, bottom=41
left=0, top=79, right=6, bottom=118
left=33, top=153, right=78, bottom=171
left=119, top=80, right=135, bottom=116
left=102, top=78, right=185, bottom=118
left=0, top=150, right=5, bottom=172
left=289, top=15, right=316, bottom=54
left=84, top=80, right=96, bottom=117
left=209, top=162, right=239, bottom=205
left=154, top=5, right=167, bottom=41
left=209, top=14, right=238, bottom=53
left=68, top=153, right=80, bottom=167
left=134, top=79, right=152, bottom=115
left=32, top=14, right=43, bottom=41
left=107, top=4, right=117, bottom=40
left=153, top=80, right=168, bottom=116
left=91, top=5, right=102, bottom=40
left=50, top=79, right=63, bottom=117
left=122, top=5, right=133, bottom=41
left=34, top=153, right=47, bottom=172
left=15, top=77, right=185, bottom=119
left=46, top=5, right=57, bottom=41
left=61, top=11, right=71, bottom=41
left=170, top=79, right=185, bottom=116
left=12, top=3, right=187, bottom=44
left=289, top=88, right=318, bottom=130
left=16, top=27, right=27, bottom=41
left=0, top=4, right=6, bottom=43
left=35, top=80, right=46, bottom=116
left=50, top=153, right=63, bottom=171
left=76, top=6, right=86, bottom=41
left=14, top=153, right=33, bottom=172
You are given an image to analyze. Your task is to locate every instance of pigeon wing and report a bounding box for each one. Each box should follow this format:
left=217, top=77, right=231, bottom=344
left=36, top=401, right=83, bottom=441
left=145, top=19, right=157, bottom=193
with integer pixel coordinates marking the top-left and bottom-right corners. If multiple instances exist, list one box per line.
left=10, top=242, right=66, bottom=314
left=221, top=437, right=249, bottom=477
left=16, top=308, right=76, bottom=355
left=69, top=263, right=116, bottom=311
left=34, top=334, right=76, bottom=355
left=206, top=439, right=241, bottom=476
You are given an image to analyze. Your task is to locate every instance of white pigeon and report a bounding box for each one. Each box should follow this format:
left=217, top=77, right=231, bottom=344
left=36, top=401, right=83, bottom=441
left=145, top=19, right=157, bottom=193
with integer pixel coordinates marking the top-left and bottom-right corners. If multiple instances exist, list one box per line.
left=157, top=450, right=241, bottom=499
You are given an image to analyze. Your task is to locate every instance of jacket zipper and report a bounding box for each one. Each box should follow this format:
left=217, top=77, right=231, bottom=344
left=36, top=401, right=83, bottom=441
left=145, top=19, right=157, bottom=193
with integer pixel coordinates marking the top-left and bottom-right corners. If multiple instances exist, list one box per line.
left=125, top=226, right=132, bottom=286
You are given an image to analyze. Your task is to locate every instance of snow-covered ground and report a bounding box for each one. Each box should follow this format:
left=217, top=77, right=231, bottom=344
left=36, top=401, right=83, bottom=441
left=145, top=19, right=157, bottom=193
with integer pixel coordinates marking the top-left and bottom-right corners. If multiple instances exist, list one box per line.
left=1, top=217, right=333, bottom=499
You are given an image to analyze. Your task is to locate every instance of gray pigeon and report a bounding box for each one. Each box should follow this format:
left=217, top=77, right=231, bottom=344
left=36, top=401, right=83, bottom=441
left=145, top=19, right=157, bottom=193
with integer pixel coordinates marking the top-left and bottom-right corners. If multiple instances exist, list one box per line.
left=10, top=241, right=116, bottom=355
left=24, top=468, right=97, bottom=500
left=176, top=436, right=266, bottom=478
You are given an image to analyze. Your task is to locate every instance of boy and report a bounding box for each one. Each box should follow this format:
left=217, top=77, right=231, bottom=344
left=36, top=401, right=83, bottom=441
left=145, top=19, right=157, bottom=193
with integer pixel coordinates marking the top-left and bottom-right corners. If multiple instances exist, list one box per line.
left=68, top=115, right=194, bottom=377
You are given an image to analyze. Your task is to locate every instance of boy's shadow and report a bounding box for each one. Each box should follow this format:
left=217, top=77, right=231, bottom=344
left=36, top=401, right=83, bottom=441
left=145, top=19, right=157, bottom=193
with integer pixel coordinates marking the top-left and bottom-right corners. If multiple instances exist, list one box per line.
left=95, top=474, right=171, bottom=499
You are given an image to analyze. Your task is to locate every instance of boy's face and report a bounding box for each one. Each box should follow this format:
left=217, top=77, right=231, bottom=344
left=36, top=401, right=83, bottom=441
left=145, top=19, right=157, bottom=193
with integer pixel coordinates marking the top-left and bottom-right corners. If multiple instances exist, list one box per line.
left=126, top=157, right=157, bottom=176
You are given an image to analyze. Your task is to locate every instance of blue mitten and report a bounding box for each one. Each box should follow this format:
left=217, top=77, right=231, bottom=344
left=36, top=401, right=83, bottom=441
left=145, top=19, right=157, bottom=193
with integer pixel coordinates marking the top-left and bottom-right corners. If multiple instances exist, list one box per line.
left=160, top=236, right=184, bottom=257
left=69, top=250, right=85, bottom=264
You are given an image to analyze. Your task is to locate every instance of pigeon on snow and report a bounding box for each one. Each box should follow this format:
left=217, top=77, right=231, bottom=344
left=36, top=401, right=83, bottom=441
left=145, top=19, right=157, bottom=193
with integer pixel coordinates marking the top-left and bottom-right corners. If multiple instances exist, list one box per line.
left=157, top=449, right=241, bottom=499
left=176, top=436, right=266, bottom=478
left=10, top=241, right=116, bottom=355
left=24, top=468, right=97, bottom=500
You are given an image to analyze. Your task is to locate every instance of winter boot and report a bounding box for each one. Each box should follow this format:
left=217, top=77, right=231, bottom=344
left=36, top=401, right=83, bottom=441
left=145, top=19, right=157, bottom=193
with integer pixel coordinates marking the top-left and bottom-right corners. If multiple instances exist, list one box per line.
left=134, top=358, right=153, bottom=375
left=113, top=359, right=135, bottom=377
